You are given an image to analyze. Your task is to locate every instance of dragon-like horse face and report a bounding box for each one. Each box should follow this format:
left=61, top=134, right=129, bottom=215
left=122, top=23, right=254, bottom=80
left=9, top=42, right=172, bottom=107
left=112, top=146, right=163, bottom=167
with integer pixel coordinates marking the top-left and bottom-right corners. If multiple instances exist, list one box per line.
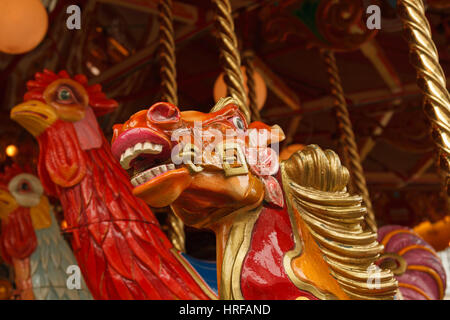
left=113, top=98, right=402, bottom=300
left=111, top=98, right=285, bottom=228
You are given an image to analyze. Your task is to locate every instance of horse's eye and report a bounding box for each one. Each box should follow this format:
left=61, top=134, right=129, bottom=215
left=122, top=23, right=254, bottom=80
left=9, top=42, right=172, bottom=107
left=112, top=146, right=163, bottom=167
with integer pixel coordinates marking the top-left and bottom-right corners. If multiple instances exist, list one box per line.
left=232, top=117, right=245, bottom=131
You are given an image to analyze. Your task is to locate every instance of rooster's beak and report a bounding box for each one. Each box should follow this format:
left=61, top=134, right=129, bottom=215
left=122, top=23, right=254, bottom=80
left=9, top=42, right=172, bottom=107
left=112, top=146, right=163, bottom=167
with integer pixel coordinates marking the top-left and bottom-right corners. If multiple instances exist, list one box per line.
left=10, top=100, right=58, bottom=137
left=0, top=189, right=18, bottom=220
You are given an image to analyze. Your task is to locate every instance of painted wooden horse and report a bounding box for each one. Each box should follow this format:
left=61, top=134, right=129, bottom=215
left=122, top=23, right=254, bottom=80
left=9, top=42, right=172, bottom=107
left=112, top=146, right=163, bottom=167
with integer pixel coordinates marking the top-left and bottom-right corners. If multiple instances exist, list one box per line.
left=111, top=97, right=399, bottom=300
left=12, top=70, right=443, bottom=300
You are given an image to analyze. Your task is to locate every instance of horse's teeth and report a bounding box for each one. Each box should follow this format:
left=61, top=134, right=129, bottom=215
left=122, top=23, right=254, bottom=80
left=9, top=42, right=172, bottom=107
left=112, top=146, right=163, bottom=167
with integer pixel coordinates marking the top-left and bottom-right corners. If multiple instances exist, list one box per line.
left=120, top=147, right=135, bottom=170
left=133, top=142, right=143, bottom=151
left=143, top=171, right=153, bottom=180
left=124, top=147, right=134, bottom=158
left=142, top=142, right=162, bottom=154
left=120, top=142, right=163, bottom=170
left=130, top=163, right=176, bottom=187
left=142, top=142, right=152, bottom=150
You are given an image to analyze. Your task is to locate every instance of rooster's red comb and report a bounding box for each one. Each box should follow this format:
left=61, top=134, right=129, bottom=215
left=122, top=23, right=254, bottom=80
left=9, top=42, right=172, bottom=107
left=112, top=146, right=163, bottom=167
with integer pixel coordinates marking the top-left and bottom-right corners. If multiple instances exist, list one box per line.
left=24, top=69, right=118, bottom=117
left=0, top=164, right=33, bottom=189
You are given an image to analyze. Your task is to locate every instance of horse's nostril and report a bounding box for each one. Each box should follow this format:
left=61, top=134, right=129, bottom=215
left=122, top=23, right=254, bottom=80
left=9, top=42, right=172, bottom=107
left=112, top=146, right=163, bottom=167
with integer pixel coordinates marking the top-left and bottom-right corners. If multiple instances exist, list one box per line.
left=147, top=102, right=180, bottom=124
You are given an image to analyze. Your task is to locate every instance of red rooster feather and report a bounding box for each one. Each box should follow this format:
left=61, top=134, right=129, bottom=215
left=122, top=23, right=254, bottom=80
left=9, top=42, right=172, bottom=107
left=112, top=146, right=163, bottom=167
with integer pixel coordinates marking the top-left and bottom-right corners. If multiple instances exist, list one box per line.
left=11, top=70, right=213, bottom=300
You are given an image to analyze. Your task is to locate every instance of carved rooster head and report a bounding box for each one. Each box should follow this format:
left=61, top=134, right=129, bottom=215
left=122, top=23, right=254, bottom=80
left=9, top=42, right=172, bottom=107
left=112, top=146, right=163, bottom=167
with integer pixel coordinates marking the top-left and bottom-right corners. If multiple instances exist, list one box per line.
left=0, top=164, right=50, bottom=264
left=10, top=70, right=118, bottom=195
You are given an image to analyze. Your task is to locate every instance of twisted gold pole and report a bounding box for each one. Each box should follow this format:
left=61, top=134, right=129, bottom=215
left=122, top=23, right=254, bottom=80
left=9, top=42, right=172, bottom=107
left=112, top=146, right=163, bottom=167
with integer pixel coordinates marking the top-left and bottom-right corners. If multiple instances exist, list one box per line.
left=337, top=130, right=355, bottom=194
left=213, top=0, right=251, bottom=123
left=159, top=0, right=178, bottom=106
left=158, top=0, right=185, bottom=252
left=243, top=51, right=261, bottom=121
left=321, top=50, right=377, bottom=233
left=397, top=0, right=450, bottom=198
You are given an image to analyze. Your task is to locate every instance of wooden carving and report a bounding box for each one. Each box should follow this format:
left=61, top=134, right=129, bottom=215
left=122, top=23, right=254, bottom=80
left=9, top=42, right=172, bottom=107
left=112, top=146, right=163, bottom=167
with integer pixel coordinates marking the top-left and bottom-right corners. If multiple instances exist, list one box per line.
left=0, top=164, right=92, bottom=299
left=112, top=97, right=399, bottom=299
left=10, top=70, right=216, bottom=300
left=260, top=0, right=377, bottom=51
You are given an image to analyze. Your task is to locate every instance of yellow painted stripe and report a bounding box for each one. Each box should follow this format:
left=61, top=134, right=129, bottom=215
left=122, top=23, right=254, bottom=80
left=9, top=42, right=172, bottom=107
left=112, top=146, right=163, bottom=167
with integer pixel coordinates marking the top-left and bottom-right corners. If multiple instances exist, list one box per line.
left=398, top=244, right=438, bottom=258
left=407, top=265, right=444, bottom=300
left=381, top=229, right=418, bottom=247
left=398, top=283, right=431, bottom=300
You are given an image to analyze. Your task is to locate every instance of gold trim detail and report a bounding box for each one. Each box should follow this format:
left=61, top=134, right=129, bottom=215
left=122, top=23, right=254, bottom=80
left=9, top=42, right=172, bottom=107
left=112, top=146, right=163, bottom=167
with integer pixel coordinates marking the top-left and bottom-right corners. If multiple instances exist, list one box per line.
left=219, top=206, right=261, bottom=300
left=221, top=142, right=249, bottom=177
left=282, top=145, right=398, bottom=300
left=170, top=248, right=218, bottom=300
left=378, top=253, right=407, bottom=276
left=210, top=97, right=237, bottom=113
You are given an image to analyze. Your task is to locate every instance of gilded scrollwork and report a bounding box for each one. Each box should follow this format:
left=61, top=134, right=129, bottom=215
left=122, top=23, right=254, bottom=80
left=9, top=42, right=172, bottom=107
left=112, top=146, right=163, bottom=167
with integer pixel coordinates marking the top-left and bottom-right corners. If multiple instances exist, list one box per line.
left=261, top=0, right=377, bottom=51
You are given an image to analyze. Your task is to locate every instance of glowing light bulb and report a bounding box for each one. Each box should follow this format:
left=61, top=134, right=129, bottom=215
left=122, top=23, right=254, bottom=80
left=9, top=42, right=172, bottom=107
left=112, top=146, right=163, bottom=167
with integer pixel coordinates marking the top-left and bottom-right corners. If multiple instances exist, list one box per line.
left=0, top=0, right=48, bottom=54
left=5, top=145, right=18, bottom=157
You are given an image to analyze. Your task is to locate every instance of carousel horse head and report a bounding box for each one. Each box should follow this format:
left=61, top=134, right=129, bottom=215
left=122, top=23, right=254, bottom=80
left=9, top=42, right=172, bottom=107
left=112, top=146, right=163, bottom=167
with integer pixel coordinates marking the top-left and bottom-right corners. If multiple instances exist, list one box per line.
left=113, top=98, right=403, bottom=300
left=111, top=97, right=285, bottom=228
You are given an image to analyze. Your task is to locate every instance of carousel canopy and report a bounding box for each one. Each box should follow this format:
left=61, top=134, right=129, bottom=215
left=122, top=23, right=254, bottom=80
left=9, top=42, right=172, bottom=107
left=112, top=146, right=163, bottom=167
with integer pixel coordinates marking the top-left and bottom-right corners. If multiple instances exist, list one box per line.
left=0, top=0, right=448, bottom=246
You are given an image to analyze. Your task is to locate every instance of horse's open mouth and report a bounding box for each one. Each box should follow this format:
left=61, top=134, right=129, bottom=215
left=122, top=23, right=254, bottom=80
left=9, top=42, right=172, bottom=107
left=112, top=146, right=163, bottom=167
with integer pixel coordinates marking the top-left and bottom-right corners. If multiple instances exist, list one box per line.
left=111, top=128, right=175, bottom=184
left=111, top=128, right=193, bottom=207
left=118, top=140, right=180, bottom=187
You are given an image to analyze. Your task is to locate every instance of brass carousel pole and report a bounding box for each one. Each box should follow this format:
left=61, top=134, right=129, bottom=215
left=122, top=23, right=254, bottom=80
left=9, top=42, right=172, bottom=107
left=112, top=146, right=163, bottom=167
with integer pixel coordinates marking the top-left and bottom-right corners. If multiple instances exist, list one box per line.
left=243, top=51, right=261, bottom=122
left=158, top=0, right=185, bottom=252
left=212, top=0, right=251, bottom=122
left=321, top=50, right=377, bottom=233
left=397, top=0, right=450, bottom=199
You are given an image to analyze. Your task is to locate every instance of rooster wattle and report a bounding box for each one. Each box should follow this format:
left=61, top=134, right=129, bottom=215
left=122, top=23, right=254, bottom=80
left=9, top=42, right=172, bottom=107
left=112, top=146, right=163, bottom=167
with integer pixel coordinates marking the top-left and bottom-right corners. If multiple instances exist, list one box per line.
left=10, top=70, right=216, bottom=300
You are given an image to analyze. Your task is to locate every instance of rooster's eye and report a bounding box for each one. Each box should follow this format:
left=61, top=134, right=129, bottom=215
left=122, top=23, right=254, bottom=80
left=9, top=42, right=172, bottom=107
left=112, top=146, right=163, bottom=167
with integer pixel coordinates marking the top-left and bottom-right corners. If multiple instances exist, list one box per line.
left=20, top=182, right=30, bottom=192
left=57, top=87, right=73, bottom=102
left=17, top=180, right=31, bottom=193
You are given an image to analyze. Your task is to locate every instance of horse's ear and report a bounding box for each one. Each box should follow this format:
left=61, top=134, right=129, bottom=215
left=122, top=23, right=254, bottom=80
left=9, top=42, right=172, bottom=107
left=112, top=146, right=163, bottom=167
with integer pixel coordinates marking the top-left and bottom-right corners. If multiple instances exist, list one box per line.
left=210, top=97, right=237, bottom=113
left=248, top=122, right=285, bottom=145
left=111, top=124, right=123, bottom=144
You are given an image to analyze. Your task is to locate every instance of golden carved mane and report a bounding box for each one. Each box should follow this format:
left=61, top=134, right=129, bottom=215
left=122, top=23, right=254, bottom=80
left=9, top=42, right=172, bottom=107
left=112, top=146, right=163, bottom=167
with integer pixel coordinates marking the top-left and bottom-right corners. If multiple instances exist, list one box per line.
left=281, top=145, right=398, bottom=300
left=210, top=96, right=237, bottom=113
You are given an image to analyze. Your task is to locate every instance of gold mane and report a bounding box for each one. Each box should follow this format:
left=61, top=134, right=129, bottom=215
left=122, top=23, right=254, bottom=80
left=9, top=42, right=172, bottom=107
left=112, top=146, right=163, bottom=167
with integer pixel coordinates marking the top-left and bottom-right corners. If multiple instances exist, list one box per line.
left=210, top=96, right=238, bottom=113
left=281, top=145, right=398, bottom=300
